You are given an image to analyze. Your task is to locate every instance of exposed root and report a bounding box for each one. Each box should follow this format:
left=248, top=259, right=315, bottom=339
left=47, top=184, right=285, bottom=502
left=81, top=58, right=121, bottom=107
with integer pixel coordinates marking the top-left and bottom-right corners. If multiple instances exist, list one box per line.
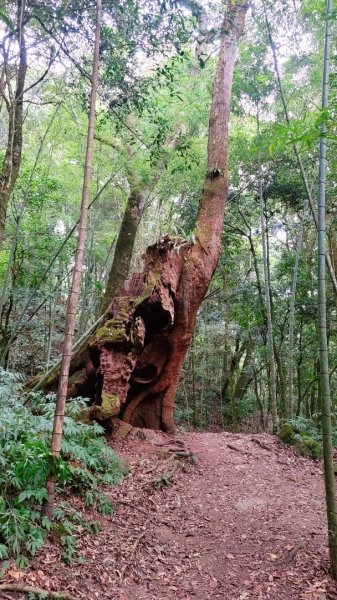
left=0, top=584, right=77, bottom=600
left=227, top=443, right=252, bottom=455
left=251, top=437, right=273, bottom=451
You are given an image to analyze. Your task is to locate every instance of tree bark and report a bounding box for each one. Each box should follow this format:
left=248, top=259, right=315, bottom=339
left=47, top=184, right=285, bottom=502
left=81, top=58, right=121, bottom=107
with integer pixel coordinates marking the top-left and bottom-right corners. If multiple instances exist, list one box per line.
left=287, top=212, right=305, bottom=417
left=32, top=1, right=248, bottom=434
left=0, top=0, right=27, bottom=246
left=100, top=187, right=146, bottom=313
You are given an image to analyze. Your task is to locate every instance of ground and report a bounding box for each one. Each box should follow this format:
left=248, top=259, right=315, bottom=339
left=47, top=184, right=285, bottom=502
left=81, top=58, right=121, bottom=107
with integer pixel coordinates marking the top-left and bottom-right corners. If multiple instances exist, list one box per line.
left=2, top=431, right=337, bottom=600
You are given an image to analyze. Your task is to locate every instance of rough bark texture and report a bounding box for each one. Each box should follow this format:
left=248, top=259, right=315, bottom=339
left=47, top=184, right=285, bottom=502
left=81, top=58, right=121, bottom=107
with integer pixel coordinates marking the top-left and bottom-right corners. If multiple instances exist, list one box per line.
left=34, top=1, right=248, bottom=433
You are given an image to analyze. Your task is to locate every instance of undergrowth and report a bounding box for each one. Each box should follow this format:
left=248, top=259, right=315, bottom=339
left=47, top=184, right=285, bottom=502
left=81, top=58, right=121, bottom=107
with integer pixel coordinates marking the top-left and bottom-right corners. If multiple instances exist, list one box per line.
left=278, top=416, right=324, bottom=459
left=0, top=369, right=126, bottom=571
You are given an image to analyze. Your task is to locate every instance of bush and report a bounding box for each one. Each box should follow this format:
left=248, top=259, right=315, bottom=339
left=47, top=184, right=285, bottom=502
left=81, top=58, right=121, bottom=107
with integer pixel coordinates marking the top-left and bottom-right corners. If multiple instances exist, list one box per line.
left=294, top=437, right=322, bottom=459
left=278, top=421, right=296, bottom=444
left=0, top=369, right=126, bottom=567
left=278, top=417, right=323, bottom=460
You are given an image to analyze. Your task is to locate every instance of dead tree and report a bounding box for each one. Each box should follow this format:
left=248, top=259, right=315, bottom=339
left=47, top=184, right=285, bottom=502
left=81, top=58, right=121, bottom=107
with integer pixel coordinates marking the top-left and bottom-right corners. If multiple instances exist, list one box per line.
left=33, top=1, right=249, bottom=433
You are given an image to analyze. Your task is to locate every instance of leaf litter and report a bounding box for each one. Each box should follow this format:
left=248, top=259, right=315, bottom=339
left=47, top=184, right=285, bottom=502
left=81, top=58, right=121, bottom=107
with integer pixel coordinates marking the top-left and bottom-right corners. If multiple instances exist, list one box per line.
left=1, top=430, right=337, bottom=599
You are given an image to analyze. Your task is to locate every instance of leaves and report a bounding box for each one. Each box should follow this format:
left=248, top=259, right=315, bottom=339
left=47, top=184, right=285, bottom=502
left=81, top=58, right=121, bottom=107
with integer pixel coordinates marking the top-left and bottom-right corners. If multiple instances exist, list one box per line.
left=0, top=372, right=125, bottom=563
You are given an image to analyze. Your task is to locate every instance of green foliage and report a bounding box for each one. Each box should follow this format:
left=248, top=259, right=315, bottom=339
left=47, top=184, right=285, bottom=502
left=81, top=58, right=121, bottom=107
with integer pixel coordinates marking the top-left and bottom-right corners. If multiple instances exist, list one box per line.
left=174, top=406, right=193, bottom=425
left=0, top=369, right=126, bottom=565
left=279, top=421, right=297, bottom=444
left=279, top=417, right=323, bottom=459
left=294, top=437, right=322, bottom=459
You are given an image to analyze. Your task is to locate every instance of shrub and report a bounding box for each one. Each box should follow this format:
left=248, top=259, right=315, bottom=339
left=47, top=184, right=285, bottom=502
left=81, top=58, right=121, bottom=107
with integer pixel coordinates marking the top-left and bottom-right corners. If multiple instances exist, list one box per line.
left=294, top=437, right=323, bottom=459
left=278, top=421, right=296, bottom=444
left=278, top=417, right=323, bottom=460
left=0, top=369, right=126, bottom=566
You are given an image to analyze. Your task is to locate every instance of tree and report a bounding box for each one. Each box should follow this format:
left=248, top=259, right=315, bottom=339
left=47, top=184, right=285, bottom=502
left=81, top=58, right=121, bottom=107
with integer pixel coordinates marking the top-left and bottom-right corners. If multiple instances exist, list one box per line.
left=36, top=0, right=249, bottom=433
left=316, top=0, right=337, bottom=579
left=42, top=0, right=102, bottom=517
left=257, top=109, right=278, bottom=432
left=0, top=0, right=27, bottom=247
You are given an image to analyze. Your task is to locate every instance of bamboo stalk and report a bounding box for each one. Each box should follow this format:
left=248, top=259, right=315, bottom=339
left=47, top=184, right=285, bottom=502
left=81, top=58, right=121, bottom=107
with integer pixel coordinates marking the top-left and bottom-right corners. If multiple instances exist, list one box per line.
left=42, top=0, right=102, bottom=517
left=316, top=0, right=337, bottom=578
left=262, top=0, right=337, bottom=296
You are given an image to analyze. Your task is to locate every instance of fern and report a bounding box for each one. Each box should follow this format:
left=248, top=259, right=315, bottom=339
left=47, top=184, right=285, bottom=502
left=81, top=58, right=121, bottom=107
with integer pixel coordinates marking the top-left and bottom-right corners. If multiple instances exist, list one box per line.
left=0, top=368, right=126, bottom=565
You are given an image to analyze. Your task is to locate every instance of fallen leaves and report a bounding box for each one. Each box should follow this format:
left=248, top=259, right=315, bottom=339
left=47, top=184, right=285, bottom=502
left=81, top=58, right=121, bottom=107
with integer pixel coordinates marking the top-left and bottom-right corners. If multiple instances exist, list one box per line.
left=0, top=431, right=333, bottom=600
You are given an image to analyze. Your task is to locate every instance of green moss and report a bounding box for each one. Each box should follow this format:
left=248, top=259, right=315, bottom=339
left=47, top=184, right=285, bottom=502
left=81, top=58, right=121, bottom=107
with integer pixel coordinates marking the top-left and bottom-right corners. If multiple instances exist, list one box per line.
left=95, top=319, right=128, bottom=344
left=279, top=422, right=296, bottom=444
left=100, top=392, right=120, bottom=418
left=295, top=437, right=322, bottom=460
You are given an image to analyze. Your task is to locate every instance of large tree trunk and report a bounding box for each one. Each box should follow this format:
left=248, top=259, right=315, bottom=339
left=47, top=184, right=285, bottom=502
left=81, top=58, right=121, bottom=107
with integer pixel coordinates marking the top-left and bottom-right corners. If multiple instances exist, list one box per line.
left=33, top=1, right=248, bottom=433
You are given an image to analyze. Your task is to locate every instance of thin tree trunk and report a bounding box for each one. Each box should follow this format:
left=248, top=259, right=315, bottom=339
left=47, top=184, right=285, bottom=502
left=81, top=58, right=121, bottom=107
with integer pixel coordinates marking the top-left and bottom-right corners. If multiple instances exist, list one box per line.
left=262, top=0, right=337, bottom=297
left=287, top=213, right=305, bottom=417
left=317, top=0, right=337, bottom=578
left=232, top=341, right=253, bottom=414
left=42, top=0, right=101, bottom=517
left=257, top=108, right=278, bottom=432
left=0, top=0, right=27, bottom=246
left=296, top=314, right=304, bottom=416
left=254, top=370, right=265, bottom=430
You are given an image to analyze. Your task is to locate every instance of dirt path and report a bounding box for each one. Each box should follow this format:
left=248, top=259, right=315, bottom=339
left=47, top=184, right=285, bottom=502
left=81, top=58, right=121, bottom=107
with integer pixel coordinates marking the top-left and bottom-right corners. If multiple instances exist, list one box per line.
left=2, top=431, right=337, bottom=599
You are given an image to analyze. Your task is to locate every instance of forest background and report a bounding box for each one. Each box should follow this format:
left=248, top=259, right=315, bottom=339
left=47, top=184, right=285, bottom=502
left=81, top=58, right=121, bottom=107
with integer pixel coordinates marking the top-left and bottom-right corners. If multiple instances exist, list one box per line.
left=0, top=0, right=334, bottom=430
left=1, top=0, right=337, bottom=576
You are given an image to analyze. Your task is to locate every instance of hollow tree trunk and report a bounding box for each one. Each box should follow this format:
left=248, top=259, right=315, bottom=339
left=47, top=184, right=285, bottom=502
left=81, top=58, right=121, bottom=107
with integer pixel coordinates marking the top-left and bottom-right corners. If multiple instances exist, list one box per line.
left=32, top=1, right=248, bottom=433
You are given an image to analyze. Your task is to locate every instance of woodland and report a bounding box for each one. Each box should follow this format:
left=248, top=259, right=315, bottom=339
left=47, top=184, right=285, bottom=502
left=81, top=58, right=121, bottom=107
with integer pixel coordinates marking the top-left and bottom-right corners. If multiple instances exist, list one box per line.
left=1, top=0, right=337, bottom=598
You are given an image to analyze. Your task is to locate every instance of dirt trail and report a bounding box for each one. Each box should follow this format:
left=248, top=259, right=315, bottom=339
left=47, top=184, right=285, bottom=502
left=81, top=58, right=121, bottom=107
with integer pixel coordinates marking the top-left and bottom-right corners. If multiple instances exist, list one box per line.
left=2, top=431, right=337, bottom=600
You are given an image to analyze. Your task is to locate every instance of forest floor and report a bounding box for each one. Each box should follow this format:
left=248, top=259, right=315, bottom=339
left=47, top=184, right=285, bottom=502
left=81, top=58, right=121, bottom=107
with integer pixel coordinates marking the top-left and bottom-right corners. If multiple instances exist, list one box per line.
left=1, top=430, right=337, bottom=600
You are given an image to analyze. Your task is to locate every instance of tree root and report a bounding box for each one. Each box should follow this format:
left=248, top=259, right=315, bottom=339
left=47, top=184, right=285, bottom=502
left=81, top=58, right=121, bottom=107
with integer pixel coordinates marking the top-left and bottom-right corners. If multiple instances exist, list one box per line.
left=251, top=437, right=273, bottom=451
left=0, top=584, right=77, bottom=599
left=227, top=443, right=252, bottom=455
left=155, top=439, right=195, bottom=460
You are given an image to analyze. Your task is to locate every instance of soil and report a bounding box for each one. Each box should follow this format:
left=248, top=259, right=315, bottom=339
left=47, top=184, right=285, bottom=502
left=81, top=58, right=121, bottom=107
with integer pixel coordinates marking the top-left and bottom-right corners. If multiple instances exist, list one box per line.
left=2, top=431, right=337, bottom=600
